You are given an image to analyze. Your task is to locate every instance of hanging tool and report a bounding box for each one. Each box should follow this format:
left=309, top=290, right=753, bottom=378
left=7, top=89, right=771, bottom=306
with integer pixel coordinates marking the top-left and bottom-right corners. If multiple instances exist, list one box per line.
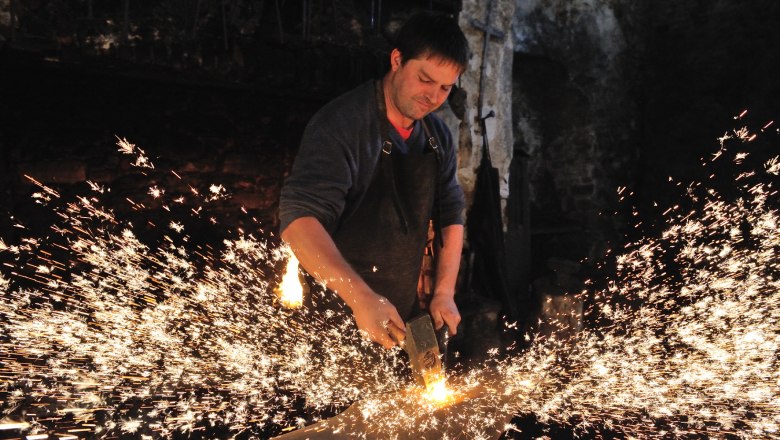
left=464, top=0, right=517, bottom=319
left=470, top=0, right=505, bottom=120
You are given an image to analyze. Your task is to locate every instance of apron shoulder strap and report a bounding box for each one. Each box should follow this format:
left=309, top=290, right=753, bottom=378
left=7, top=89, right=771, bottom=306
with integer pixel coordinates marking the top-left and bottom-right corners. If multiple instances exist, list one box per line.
left=420, top=116, right=445, bottom=249
left=374, top=79, right=408, bottom=233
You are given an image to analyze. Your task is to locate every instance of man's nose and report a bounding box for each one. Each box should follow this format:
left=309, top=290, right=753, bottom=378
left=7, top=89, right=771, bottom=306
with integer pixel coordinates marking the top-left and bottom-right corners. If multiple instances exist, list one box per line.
left=426, top=85, right=442, bottom=104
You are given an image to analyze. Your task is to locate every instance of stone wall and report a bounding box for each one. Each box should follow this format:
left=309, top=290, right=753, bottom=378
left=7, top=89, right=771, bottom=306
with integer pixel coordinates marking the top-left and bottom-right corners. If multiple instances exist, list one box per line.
left=405, top=0, right=643, bottom=322
left=457, top=0, right=517, bottom=209
left=453, top=0, right=780, bottom=325
left=452, top=0, right=641, bottom=308
left=460, top=0, right=643, bottom=274
left=510, top=0, right=642, bottom=271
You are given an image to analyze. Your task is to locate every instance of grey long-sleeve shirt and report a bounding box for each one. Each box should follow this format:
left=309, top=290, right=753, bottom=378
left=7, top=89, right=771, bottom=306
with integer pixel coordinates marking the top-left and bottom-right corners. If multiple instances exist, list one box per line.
left=279, top=80, right=465, bottom=234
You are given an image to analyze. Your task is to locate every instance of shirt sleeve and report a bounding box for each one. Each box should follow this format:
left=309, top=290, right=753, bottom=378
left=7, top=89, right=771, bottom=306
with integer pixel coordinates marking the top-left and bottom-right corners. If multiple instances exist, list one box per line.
left=434, top=119, right=466, bottom=227
left=278, top=112, right=356, bottom=233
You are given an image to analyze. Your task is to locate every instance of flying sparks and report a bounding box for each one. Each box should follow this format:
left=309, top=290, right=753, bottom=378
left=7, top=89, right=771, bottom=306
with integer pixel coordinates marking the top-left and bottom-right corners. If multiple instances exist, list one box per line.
left=1, top=124, right=778, bottom=439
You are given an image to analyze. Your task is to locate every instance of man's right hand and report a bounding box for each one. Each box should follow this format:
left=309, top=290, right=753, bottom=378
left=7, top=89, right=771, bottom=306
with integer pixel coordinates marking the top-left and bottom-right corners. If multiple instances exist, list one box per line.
left=350, top=291, right=406, bottom=349
left=281, top=217, right=406, bottom=350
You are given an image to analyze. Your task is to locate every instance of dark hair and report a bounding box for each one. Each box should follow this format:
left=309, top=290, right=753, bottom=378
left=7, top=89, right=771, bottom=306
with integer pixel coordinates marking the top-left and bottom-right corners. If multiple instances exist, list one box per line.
left=393, top=12, right=470, bottom=72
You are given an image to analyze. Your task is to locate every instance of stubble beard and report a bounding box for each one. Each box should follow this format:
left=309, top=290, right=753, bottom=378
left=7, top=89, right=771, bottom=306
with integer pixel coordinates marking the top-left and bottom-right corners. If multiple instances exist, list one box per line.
left=398, top=96, right=434, bottom=125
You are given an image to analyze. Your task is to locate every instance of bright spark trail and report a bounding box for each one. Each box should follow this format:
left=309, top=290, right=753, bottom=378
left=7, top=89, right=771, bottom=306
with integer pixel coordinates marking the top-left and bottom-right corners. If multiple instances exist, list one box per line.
left=1, top=121, right=778, bottom=439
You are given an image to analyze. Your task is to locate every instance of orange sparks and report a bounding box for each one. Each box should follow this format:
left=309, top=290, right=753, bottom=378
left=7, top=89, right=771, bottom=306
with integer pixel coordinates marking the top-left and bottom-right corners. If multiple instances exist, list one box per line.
left=421, top=375, right=456, bottom=407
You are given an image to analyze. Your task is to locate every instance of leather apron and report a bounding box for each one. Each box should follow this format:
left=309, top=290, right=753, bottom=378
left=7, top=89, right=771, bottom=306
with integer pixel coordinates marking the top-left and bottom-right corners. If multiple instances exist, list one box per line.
left=330, top=81, right=442, bottom=320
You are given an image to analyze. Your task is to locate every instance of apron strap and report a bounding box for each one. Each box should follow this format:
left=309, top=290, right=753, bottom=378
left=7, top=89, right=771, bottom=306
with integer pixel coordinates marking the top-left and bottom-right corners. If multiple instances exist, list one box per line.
left=419, top=117, right=445, bottom=249
left=375, top=80, right=409, bottom=234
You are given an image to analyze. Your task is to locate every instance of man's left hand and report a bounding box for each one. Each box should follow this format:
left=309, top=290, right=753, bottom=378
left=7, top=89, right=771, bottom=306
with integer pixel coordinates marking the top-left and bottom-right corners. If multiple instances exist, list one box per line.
left=428, top=295, right=460, bottom=336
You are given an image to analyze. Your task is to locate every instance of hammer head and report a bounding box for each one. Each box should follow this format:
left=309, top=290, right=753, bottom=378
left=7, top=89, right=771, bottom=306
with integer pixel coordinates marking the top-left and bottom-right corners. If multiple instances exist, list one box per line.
left=403, top=314, right=443, bottom=388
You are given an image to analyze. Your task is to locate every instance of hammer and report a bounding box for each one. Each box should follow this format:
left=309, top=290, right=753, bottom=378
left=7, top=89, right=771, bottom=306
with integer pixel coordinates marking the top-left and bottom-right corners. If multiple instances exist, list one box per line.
left=389, top=314, right=447, bottom=388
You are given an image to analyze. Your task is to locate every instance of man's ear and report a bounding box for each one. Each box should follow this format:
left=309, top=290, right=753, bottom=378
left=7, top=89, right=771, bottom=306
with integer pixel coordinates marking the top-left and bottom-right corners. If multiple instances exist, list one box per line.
left=390, top=48, right=402, bottom=71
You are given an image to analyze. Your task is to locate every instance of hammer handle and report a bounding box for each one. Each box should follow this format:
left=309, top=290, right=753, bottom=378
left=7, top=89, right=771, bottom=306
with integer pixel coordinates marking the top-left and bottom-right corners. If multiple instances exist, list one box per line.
left=387, top=321, right=407, bottom=348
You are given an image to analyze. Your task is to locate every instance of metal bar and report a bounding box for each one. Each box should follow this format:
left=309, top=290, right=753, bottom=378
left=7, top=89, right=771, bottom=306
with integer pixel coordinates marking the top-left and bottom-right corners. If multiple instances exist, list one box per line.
left=476, top=0, right=494, bottom=121
left=470, top=18, right=505, bottom=39
left=9, top=0, right=15, bottom=42
left=192, top=0, right=202, bottom=37
left=221, top=0, right=229, bottom=50
left=376, top=0, right=382, bottom=34
left=122, top=0, right=130, bottom=45
left=302, top=0, right=311, bottom=42
left=479, top=110, right=495, bottom=162
left=369, top=0, right=375, bottom=32
left=275, top=0, right=285, bottom=43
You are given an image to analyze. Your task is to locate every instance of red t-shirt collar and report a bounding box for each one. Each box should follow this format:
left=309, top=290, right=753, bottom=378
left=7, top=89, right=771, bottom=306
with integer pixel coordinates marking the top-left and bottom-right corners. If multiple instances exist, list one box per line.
left=390, top=120, right=413, bottom=141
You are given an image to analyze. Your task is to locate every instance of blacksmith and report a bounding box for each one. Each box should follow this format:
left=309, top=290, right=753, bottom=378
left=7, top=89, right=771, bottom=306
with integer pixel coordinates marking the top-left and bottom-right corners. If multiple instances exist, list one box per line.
left=279, top=12, right=469, bottom=349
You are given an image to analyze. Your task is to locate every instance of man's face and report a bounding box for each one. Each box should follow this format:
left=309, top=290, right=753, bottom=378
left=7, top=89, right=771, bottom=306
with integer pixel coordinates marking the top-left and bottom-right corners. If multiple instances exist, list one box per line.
left=387, top=49, right=461, bottom=124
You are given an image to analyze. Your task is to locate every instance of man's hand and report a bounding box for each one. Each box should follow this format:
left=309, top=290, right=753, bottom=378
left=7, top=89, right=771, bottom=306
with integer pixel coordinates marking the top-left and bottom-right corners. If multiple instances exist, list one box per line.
left=282, top=217, right=406, bottom=350
left=428, top=295, right=460, bottom=336
left=430, top=225, right=463, bottom=336
left=351, top=291, right=406, bottom=349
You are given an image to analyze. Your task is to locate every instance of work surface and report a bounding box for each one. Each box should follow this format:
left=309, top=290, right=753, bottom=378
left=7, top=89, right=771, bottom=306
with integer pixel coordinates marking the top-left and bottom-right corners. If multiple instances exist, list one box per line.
left=273, top=368, right=517, bottom=440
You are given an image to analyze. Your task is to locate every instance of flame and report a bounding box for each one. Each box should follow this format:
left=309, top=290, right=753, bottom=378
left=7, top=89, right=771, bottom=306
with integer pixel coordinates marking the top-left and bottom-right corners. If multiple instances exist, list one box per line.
left=275, top=249, right=303, bottom=308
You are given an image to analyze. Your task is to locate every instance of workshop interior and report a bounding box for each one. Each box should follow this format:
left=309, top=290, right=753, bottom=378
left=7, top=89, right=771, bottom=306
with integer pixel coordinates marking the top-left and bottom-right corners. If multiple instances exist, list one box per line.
left=1, top=0, right=778, bottom=439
